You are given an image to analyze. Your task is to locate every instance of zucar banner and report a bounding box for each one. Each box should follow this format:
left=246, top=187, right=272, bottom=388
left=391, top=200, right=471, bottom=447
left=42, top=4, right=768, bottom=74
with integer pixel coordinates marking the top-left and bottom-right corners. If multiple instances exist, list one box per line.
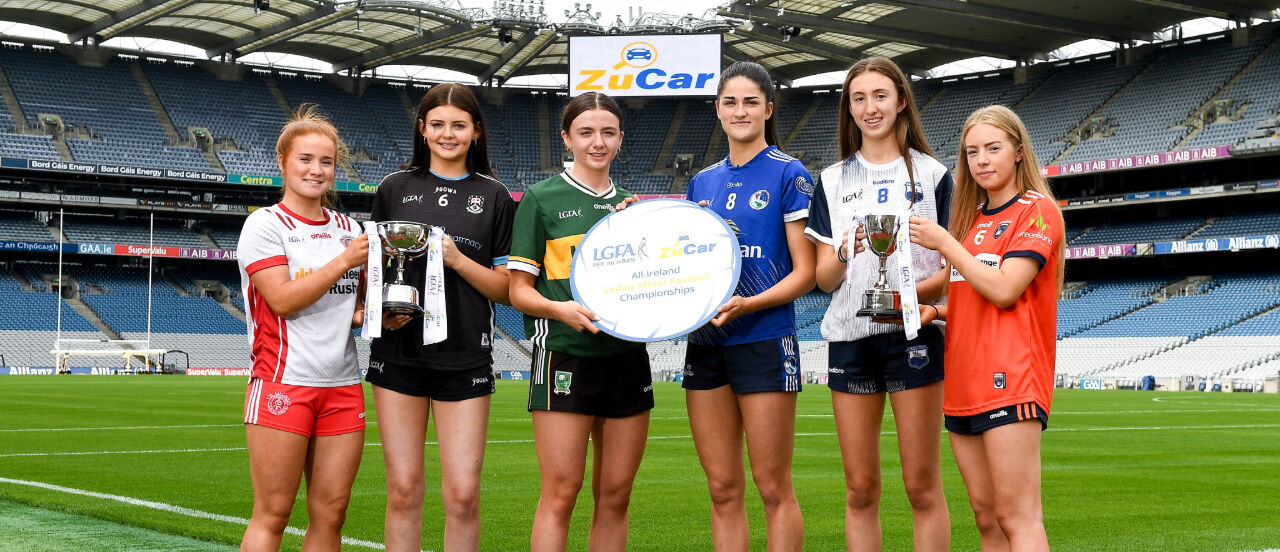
left=569, top=34, right=721, bottom=97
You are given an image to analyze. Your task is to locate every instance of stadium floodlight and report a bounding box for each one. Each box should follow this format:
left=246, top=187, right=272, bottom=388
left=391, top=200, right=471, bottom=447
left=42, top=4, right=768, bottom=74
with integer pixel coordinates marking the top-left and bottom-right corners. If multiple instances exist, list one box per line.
left=252, top=0, right=269, bottom=14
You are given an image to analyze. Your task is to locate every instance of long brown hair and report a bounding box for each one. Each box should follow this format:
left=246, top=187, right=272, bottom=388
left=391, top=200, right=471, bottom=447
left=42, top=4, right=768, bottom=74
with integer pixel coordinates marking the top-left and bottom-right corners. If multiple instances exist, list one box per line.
left=276, top=103, right=345, bottom=208
left=404, top=83, right=495, bottom=178
left=950, top=105, right=1065, bottom=287
left=837, top=57, right=932, bottom=190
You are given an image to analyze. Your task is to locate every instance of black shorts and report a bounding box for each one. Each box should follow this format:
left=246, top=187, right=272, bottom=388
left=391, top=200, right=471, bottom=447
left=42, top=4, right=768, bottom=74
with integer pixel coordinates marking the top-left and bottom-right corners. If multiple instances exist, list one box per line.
left=682, top=335, right=801, bottom=394
left=365, top=356, right=495, bottom=402
left=945, top=402, right=1048, bottom=435
left=527, top=346, right=653, bottom=418
left=827, top=325, right=944, bottom=395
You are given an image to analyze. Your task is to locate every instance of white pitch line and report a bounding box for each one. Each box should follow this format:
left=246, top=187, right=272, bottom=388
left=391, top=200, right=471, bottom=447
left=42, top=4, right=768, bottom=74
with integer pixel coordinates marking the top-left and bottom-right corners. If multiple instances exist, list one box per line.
left=0, top=476, right=388, bottom=550
left=7, top=422, right=1279, bottom=459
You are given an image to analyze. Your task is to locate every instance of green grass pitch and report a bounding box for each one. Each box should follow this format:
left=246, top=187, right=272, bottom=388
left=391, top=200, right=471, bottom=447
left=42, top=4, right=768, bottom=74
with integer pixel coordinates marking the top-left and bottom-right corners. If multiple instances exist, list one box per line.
left=1, top=377, right=1278, bottom=551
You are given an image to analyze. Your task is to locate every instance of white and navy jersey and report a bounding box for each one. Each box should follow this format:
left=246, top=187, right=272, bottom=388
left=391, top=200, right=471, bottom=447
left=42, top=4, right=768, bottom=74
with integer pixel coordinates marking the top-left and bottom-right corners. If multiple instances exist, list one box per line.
left=237, top=203, right=363, bottom=387
left=805, top=149, right=952, bottom=343
left=370, top=169, right=515, bottom=370
left=686, top=145, right=812, bottom=346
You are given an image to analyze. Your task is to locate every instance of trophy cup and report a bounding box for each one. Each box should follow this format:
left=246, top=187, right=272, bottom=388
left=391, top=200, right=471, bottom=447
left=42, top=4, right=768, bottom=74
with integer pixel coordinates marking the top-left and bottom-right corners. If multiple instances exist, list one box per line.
left=377, top=221, right=430, bottom=316
left=855, top=214, right=903, bottom=319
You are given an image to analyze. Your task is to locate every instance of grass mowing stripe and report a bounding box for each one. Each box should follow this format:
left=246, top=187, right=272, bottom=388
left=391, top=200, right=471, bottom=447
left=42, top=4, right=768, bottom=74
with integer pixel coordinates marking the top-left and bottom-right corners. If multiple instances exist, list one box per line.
left=0, top=477, right=386, bottom=550
left=0, top=424, right=242, bottom=433
left=0, top=499, right=235, bottom=552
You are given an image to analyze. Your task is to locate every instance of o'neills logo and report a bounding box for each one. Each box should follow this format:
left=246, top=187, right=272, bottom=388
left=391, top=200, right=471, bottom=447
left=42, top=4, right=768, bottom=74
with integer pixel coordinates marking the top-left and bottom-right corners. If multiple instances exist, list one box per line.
left=311, top=232, right=332, bottom=240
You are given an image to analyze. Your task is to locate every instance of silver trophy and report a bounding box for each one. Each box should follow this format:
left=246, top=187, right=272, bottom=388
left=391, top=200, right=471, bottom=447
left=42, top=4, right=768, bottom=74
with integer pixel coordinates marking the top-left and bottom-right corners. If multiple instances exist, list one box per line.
left=856, top=214, right=903, bottom=319
left=377, top=221, right=430, bottom=316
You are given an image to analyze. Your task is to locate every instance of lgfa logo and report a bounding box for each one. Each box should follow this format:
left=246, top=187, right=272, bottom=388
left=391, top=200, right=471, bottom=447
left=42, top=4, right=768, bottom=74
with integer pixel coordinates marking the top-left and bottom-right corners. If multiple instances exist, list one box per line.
left=576, top=42, right=716, bottom=93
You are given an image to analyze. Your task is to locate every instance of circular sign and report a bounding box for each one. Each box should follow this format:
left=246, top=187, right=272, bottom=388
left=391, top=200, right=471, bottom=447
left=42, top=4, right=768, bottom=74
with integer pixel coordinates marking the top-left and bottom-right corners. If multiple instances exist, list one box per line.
left=571, top=198, right=741, bottom=342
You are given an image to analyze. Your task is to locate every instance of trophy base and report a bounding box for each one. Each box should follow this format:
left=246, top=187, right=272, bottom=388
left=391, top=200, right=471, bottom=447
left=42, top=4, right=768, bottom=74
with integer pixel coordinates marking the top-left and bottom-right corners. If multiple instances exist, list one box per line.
left=856, top=307, right=902, bottom=318
left=856, top=289, right=901, bottom=319
left=383, top=301, right=423, bottom=317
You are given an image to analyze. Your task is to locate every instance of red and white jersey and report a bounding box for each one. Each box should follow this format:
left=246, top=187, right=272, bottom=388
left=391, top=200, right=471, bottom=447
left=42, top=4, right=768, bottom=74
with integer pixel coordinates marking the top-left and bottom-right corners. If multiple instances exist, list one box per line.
left=944, top=191, right=1062, bottom=417
left=237, top=203, right=362, bottom=387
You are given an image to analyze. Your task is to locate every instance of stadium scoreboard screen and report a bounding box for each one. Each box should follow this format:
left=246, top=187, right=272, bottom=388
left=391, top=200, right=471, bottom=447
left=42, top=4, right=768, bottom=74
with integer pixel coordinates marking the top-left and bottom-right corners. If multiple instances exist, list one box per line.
left=568, top=34, right=722, bottom=97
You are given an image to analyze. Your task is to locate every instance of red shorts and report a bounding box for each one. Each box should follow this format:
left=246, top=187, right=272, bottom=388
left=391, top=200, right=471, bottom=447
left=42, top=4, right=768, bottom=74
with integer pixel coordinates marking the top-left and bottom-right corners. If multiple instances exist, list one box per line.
left=243, top=378, right=365, bottom=437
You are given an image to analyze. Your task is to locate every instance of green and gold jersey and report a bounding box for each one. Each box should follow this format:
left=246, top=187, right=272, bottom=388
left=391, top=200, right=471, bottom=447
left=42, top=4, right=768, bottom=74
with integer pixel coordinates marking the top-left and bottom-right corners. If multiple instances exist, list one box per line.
left=508, top=171, right=642, bottom=357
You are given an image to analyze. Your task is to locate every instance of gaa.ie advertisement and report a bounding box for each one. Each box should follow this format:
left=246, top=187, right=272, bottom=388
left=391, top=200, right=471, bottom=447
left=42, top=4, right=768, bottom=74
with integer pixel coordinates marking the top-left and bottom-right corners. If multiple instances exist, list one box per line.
left=568, top=34, right=721, bottom=97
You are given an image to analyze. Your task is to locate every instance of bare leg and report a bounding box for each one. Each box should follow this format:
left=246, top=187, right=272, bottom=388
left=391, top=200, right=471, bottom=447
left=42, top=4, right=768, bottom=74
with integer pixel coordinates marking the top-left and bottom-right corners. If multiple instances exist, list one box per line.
left=687, top=387, right=748, bottom=552
left=831, top=391, right=886, bottom=552
left=888, top=381, right=949, bottom=552
left=530, top=410, right=594, bottom=552
left=739, top=392, right=804, bottom=551
left=241, top=424, right=308, bottom=552
left=299, top=430, right=363, bottom=552
left=433, top=395, right=491, bottom=552
left=950, top=431, right=1010, bottom=552
left=587, top=412, right=650, bottom=551
left=371, top=386, right=430, bottom=552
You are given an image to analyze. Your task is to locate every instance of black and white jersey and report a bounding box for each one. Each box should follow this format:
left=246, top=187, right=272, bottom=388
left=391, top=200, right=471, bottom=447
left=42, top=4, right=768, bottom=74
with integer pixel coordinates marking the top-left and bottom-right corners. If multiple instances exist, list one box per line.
left=370, top=169, right=516, bottom=371
left=805, top=149, right=952, bottom=343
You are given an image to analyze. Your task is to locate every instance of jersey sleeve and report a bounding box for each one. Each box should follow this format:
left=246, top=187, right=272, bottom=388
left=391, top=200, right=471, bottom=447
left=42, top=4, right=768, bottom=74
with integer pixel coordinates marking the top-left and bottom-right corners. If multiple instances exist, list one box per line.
left=804, top=171, right=833, bottom=245
left=491, top=189, right=516, bottom=267
left=684, top=172, right=700, bottom=202
left=237, top=211, right=288, bottom=276
left=372, top=178, right=390, bottom=222
left=934, top=171, right=954, bottom=229
left=781, top=161, right=812, bottom=223
left=507, top=191, right=544, bottom=276
left=1005, top=197, right=1063, bottom=269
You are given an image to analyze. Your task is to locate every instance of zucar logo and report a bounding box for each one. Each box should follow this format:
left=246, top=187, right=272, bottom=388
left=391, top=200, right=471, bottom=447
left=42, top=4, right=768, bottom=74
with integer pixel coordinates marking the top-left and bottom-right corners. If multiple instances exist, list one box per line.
left=575, top=41, right=716, bottom=93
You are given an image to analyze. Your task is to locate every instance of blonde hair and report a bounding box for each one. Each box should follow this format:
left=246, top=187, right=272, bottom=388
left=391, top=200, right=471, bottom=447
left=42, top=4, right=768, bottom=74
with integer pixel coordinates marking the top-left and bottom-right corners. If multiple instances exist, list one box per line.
left=949, top=105, right=1065, bottom=287
left=276, top=104, right=347, bottom=208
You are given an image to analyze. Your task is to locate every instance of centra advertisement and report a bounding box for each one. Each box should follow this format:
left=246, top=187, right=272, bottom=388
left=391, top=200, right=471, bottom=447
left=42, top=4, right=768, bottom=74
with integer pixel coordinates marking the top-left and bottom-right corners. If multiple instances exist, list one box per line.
left=568, top=34, right=721, bottom=97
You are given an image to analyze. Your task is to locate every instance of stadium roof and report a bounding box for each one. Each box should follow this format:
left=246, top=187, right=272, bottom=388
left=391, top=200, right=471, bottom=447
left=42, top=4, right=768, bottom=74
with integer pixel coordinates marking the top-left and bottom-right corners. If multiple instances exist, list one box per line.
left=1, top=0, right=1279, bottom=83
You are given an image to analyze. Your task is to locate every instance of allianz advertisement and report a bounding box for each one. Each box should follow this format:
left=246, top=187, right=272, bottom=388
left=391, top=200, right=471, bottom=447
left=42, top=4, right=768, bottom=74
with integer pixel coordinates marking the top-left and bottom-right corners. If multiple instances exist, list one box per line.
left=569, top=34, right=721, bottom=97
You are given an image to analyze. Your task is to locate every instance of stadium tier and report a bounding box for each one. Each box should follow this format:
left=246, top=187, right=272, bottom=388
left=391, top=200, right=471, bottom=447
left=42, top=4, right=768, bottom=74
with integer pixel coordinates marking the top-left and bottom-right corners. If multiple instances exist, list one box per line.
left=4, top=30, right=1280, bottom=189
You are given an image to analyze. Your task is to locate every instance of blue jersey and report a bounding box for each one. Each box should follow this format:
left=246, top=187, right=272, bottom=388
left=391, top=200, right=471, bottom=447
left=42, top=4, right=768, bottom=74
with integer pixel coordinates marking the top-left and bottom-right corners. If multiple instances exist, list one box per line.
left=685, top=145, right=812, bottom=346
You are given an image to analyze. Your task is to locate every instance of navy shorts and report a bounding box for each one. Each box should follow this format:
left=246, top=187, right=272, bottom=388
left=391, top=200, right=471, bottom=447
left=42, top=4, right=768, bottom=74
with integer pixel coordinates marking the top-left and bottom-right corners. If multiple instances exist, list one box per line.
left=527, top=346, right=653, bottom=418
left=683, top=335, right=801, bottom=394
left=945, top=402, right=1048, bottom=435
left=366, top=356, right=495, bottom=402
left=827, top=325, right=944, bottom=394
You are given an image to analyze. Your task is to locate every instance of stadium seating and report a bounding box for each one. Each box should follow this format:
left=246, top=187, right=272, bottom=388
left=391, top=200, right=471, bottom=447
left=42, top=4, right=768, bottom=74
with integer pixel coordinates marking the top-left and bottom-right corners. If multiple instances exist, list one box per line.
left=59, top=213, right=208, bottom=248
left=1069, top=216, right=1205, bottom=246
left=2, top=47, right=211, bottom=172
left=1056, top=278, right=1169, bottom=338
left=0, top=210, right=54, bottom=242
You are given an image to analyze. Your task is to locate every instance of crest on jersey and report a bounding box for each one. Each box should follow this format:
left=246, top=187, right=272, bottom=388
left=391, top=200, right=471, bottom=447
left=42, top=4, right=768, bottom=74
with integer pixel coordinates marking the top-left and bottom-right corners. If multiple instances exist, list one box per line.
left=907, top=345, right=929, bottom=369
left=993, top=221, right=1011, bottom=240
left=749, top=190, right=770, bottom=210
left=903, top=182, right=924, bottom=203
left=466, top=195, right=484, bottom=214
left=341, top=235, right=354, bottom=247
left=554, top=371, right=573, bottom=395
left=794, top=175, right=814, bottom=196
left=783, top=356, right=798, bottom=375
left=266, top=391, right=291, bottom=415
left=994, top=372, right=1007, bottom=389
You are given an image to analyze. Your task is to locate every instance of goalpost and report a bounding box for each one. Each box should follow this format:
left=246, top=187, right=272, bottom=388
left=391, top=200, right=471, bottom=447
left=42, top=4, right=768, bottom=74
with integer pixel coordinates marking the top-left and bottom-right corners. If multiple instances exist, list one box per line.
left=50, top=209, right=167, bottom=374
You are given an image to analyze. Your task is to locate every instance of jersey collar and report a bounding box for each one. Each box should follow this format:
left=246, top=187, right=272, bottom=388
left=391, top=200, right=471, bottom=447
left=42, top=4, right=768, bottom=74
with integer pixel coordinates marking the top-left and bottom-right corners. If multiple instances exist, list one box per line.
left=277, top=202, right=330, bottom=226
left=561, top=169, right=617, bottom=199
left=980, top=193, right=1022, bottom=216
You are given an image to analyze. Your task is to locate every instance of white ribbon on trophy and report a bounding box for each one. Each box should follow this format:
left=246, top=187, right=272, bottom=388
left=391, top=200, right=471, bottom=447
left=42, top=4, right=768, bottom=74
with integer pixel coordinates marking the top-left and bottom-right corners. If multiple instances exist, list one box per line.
left=421, top=226, right=448, bottom=345
left=844, top=214, right=864, bottom=291
left=893, top=209, right=921, bottom=341
left=361, top=221, right=382, bottom=340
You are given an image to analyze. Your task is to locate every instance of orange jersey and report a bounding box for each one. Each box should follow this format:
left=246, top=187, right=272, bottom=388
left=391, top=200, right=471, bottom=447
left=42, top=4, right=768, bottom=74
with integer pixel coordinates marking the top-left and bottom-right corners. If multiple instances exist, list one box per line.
left=944, top=191, right=1062, bottom=417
